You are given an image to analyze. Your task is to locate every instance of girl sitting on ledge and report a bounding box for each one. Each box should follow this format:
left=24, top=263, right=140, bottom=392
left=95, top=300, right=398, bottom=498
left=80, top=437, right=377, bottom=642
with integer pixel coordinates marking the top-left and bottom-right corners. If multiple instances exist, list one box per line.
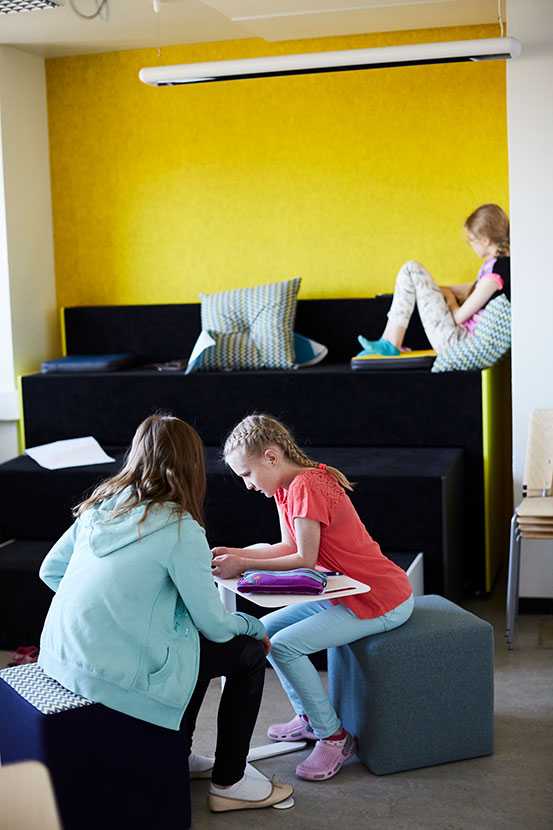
left=357, top=203, right=510, bottom=356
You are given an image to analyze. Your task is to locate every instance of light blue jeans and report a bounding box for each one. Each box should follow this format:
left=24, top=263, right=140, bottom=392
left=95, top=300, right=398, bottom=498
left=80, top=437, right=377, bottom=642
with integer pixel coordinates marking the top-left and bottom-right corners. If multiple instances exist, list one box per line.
left=261, top=594, right=414, bottom=739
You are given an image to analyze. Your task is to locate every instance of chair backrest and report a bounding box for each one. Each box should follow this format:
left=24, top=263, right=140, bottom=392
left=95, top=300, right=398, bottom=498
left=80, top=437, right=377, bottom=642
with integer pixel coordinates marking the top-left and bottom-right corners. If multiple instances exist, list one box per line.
left=523, top=409, right=553, bottom=496
left=0, top=761, right=61, bottom=830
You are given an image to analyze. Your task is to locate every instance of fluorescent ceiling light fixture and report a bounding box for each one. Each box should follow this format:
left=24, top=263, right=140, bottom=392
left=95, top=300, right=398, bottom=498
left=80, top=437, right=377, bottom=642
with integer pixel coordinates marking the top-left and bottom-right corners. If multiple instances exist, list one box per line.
left=0, top=0, right=60, bottom=11
left=139, top=37, right=522, bottom=87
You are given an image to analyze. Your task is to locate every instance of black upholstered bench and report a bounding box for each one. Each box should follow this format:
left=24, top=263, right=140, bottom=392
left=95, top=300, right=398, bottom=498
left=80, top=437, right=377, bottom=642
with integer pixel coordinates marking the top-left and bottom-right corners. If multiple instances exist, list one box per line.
left=9, top=297, right=511, bottom=602
left=0, top=445, right=462, bottom=646
left=0, top=446, right=462, bottom=581
left=0, top=540, right=55, bottom=648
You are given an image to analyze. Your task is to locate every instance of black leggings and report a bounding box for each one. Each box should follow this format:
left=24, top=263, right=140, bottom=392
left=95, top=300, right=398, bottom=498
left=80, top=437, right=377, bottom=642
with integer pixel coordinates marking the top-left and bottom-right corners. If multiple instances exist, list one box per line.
left=180, top=634, right=266, bottom=786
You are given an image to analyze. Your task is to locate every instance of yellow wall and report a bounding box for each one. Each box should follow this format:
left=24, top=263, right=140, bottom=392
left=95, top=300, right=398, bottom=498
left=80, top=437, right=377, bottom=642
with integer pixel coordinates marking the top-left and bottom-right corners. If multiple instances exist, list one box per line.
left=46, top=24, right=508, bottom=307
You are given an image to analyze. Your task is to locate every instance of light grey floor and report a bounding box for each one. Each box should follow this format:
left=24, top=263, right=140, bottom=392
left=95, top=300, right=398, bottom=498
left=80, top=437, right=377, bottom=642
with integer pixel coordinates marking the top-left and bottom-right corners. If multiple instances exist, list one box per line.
left=1, top=585, right=552, bottom=829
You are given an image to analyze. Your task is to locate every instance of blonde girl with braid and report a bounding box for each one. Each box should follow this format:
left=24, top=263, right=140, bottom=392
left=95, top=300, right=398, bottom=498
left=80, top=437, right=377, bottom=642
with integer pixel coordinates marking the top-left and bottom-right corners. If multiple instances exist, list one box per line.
left=213, top=414, right=414, bottom=783
left=357, top=203, right=510, bottom=356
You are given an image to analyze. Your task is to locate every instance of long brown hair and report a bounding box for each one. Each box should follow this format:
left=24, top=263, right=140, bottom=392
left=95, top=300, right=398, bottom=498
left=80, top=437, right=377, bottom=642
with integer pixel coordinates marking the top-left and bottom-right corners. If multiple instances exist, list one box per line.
left=224, top=414, right=354, bottom=491
left=74, top=414, right=206, bottom=526
left=465, top=203, right=510, bottom=256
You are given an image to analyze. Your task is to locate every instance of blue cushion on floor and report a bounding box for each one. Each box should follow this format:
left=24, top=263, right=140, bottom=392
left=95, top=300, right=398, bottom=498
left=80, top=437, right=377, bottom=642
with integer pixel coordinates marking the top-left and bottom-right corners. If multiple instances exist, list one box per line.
left=328, top=594, right=494, bottom=774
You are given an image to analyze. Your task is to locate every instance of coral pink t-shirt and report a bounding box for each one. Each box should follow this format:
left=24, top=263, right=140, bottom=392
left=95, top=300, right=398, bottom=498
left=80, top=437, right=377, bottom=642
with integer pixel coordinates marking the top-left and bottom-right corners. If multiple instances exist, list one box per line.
left=275, top=467, right=412, bottom=619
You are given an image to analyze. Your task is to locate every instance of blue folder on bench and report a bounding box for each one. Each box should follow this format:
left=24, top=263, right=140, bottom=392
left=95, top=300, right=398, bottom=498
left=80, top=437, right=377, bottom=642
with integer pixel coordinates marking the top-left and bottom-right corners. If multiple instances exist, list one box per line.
left=41, top=354, right=137, bottom=373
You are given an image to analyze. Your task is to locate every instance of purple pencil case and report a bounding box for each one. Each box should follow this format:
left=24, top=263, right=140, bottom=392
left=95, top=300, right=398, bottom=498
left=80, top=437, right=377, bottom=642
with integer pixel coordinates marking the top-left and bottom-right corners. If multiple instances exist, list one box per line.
left=237, top=568, right=328, bottom=595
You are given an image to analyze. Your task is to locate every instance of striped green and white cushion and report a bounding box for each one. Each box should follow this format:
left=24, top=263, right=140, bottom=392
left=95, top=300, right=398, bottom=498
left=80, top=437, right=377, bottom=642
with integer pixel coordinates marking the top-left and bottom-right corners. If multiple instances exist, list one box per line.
left=198, top=277, right=301, bottom=370
left=432, top=295, right=511, bottom=373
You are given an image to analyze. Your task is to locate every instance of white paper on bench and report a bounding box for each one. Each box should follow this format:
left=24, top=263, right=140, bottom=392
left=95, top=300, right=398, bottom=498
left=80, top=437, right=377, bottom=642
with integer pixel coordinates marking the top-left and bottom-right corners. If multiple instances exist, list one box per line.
left=25, top=437, right=115, bottom=470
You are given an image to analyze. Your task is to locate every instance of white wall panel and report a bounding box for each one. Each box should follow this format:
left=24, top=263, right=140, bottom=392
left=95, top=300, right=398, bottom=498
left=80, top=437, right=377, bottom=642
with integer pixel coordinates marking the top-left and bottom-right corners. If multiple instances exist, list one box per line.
left=507, top=0, right=553, bottom=596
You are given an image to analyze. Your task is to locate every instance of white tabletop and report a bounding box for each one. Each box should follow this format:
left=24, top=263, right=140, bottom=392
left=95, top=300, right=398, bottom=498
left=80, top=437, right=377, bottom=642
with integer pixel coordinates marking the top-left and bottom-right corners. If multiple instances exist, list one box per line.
left=214, top=573, right=370, bottom=608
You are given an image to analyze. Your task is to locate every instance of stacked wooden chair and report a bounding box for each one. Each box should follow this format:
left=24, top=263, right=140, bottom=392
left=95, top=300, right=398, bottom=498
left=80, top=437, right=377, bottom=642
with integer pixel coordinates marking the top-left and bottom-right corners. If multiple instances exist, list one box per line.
left=506, top=409, right=553, bottom=649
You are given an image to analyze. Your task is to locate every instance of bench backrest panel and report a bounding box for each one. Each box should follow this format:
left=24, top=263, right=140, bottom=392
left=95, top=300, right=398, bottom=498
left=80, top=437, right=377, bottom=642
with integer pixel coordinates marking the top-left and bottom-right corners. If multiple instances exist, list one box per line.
left=63, top=298, right=430, bottom=363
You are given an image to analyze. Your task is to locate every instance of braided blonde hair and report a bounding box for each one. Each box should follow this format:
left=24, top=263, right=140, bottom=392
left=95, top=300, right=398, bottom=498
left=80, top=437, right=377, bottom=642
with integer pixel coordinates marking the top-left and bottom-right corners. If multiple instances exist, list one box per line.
left=224, top=414, right=354, bottom=492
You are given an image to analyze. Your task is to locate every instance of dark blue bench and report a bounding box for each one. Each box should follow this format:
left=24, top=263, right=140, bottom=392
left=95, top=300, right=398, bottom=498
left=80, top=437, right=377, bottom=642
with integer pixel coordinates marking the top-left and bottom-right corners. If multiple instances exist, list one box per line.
left=0, top=663, right=191, bottom=830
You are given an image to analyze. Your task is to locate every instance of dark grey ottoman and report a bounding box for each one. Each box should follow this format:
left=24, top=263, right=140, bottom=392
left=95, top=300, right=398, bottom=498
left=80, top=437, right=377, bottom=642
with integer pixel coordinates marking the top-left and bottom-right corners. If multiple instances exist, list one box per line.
left=328, top=594, right=494, bottom=774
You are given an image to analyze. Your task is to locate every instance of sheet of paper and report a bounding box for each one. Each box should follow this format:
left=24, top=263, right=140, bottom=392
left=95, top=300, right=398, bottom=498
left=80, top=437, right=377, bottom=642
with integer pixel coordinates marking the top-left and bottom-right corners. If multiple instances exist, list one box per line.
left=25, top=437, right=115, bottom=470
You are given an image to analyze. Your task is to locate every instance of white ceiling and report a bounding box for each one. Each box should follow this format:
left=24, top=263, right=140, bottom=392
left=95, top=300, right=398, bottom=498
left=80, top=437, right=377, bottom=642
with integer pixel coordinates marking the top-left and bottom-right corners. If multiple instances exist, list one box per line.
left=0, top=0, right=502, bottom=58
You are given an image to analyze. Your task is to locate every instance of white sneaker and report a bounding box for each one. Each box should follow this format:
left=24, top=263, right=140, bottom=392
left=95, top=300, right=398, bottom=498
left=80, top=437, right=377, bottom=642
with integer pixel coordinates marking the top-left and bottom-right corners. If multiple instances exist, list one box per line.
left=189, top=752, right=215, bottom=779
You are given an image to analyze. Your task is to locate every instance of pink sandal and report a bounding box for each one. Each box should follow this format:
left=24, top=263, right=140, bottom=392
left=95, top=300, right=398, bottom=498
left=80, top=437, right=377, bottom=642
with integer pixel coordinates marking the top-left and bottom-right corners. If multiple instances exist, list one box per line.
left=295, top=732, right=357, bottom=781
left=267, top=714, right=315, bottom=742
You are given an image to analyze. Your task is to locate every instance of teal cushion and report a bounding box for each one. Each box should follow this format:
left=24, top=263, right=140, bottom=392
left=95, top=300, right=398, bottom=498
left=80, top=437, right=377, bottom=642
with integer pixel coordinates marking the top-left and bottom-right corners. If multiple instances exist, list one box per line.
left=431, top=295, right=511, bottom=373
left=195, top=278, right=301, bottom=370
left=293, top=333, right=328, bottom=367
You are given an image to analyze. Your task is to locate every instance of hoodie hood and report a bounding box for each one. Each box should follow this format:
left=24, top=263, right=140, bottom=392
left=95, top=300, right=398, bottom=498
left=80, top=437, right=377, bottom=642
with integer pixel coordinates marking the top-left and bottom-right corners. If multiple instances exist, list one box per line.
left=81, top=488, right=181, bottom=557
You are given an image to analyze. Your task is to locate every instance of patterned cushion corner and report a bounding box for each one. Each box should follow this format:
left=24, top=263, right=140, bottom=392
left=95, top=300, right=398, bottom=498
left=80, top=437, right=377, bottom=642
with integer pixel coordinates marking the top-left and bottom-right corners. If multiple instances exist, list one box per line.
left=432, top=295, right=511, bottom=373
left=195, top=331, right=261, bottom=372
left=0, top=663, right=92, bottom=714
left=198, top=277, right=301, bottom=370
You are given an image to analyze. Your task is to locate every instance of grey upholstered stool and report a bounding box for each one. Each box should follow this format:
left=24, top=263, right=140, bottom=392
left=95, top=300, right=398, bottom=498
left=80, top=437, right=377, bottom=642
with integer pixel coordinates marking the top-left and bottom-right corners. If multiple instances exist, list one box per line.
left=328, top=594, right=494, bottom=775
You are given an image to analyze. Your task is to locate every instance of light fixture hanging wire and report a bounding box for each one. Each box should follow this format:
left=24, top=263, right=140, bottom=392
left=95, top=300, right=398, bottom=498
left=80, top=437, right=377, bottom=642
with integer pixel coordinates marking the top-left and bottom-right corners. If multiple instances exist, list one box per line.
left=154, top=0, right=162, bottom=60
left=68, top=0, right=108, bottom=20
left=497, top=0, right=505, bottom=38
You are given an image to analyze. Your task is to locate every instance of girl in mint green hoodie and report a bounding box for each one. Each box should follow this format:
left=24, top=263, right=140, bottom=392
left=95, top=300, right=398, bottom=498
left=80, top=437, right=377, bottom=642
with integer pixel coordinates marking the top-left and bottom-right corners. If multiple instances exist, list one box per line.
left=38, top=414, right=293, bottom=813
